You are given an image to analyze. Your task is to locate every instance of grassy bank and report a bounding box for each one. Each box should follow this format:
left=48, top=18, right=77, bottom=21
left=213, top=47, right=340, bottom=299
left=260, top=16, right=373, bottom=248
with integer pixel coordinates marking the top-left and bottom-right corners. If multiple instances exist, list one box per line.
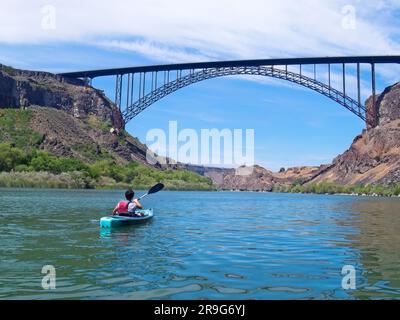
left=273, top=181, right=400, bottom=197
left=0, top=143, right=215, bottom=190
left=0, top=171, right=214, bottom=190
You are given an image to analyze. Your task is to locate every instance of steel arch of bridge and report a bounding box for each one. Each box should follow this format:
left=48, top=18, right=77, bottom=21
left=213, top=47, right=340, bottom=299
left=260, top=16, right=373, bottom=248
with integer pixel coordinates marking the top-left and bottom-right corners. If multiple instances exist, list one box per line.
left=122, top=66, right=365, bottom=123
left=59, top=56, right=400, bottom=128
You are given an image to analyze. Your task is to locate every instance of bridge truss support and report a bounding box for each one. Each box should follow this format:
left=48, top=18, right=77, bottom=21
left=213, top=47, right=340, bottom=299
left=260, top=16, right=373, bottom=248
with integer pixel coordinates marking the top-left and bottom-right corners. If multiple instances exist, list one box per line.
left=117, top=64, right=373, bottom=126
left=59, top=56, right=400, bottom=128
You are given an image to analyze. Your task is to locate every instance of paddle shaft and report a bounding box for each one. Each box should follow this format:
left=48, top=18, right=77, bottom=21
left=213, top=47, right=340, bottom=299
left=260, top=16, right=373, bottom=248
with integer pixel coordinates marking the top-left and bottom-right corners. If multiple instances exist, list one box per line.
left=139, top=193, right=149, bottom=200
left=138, top=183, right=164, bottom=200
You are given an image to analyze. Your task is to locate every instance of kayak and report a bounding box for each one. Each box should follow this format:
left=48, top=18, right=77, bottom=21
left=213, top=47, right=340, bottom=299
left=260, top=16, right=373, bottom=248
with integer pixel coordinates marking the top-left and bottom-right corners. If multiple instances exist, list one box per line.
left=100, top=209, right=154, bottom=228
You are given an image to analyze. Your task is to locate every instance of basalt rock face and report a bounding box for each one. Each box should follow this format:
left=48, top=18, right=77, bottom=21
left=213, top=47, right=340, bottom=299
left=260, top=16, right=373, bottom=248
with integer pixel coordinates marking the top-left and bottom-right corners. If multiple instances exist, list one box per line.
left=0, top=66, right=124, bottom=129
left=375, top=82, right=400, bottom=127
left=26, top=106, right=155, bottom=166
left=207, top=165, right=326, bottom=191
left=183, top=164, right=231, bottom=185
left=0, top=65, right=158, bottom=167
left=309, top=82, right=400, bottom=185
left=199, top=82, right=400, bottom=190
left=274, top=166, right=327, bottom=183
left=218, top=165, right=278, bottom=192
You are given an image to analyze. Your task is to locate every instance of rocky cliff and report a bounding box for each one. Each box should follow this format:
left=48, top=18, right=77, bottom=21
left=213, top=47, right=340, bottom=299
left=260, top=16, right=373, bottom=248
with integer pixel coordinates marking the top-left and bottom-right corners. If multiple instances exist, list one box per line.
left=207, top=165, right=326, bottom=191
left=308, top=82, right=400, bottom=186
left=0, top=65, right=159, bottom=167
left=202, top=82, right=400, bottom=190
left=0, top=64, right=124, bottom=128
left=219, top=165, right=278, bottom=192
left=2, top=63, right=399, bottom=190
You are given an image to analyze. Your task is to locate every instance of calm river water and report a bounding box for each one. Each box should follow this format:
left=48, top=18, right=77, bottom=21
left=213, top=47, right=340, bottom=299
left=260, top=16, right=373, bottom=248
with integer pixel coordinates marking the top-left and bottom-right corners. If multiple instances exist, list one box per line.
left=0, top=188, right=399, bottom=300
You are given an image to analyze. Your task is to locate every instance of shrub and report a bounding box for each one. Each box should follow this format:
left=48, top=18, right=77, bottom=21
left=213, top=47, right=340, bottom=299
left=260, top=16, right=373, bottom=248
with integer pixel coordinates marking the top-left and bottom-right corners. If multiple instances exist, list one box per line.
left=0, top=143, right=214, bottom=190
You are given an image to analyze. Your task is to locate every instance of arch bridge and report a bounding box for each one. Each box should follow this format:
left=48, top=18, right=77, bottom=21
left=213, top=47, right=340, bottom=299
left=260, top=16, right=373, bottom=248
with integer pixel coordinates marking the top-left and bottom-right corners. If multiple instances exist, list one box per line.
left=60, top=56, right=400, bottom=128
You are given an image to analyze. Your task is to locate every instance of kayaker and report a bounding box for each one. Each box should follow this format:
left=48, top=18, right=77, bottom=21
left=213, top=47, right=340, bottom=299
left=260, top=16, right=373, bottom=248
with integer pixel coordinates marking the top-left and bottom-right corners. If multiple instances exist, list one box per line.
left=112, top=189, right=144, bottom=217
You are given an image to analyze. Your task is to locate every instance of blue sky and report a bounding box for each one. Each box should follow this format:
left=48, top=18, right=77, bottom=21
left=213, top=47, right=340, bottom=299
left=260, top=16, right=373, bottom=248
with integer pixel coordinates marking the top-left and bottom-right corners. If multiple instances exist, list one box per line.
left=1, top=0, right=399, bottom=171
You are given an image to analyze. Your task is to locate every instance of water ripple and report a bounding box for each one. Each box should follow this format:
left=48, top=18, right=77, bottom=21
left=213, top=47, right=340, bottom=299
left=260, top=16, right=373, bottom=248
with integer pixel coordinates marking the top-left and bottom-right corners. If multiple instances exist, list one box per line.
left=1, top=189, right=400, bottom=299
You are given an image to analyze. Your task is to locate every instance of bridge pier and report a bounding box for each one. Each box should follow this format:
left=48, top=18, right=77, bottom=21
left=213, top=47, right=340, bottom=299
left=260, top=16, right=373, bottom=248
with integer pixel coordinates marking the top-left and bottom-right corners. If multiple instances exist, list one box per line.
left=114, top=74, right=122, bottom=111
left=357, top=63, right=361, bottom=115
left=371, top=63, right=378, bottom=128
left=83, top=77, right=92, bottom=87
left=365, top=63, right=379, bottom=129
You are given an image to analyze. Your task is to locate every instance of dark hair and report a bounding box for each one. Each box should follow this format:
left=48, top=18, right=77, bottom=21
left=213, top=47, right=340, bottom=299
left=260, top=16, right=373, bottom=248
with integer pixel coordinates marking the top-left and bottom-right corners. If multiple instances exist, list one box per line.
left=125, top=189, right=135, bottom=201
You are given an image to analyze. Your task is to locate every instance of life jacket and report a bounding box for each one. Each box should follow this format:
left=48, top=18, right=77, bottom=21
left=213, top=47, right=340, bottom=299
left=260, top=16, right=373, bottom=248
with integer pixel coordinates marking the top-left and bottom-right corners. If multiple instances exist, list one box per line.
left=117, top=201, right=131, bottom=214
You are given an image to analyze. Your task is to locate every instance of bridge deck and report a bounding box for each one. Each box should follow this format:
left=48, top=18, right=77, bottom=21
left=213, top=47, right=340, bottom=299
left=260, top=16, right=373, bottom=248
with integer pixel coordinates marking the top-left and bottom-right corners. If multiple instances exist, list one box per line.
left=59, top=56, right=400, bottom=79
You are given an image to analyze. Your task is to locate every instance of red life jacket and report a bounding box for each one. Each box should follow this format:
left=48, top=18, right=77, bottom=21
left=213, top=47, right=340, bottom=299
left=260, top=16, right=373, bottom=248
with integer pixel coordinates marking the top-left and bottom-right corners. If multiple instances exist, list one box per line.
left=117, top=201, right=130, bottom=214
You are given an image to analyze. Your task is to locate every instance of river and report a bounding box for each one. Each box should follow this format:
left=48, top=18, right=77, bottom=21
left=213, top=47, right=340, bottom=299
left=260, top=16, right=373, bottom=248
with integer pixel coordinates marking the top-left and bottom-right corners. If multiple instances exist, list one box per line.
left=0, top=188, right=399, bottom=300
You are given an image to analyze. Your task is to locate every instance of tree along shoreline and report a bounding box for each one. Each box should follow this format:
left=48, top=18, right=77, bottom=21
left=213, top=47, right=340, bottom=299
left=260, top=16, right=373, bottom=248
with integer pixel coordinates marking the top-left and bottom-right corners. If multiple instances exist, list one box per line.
left=2, top=142, right=400, bottom=196
left=272, top=182, right=400, bottom=197
left=0, top=143, right=215, bottom=191
left=0, top=171, right=215, bottom=191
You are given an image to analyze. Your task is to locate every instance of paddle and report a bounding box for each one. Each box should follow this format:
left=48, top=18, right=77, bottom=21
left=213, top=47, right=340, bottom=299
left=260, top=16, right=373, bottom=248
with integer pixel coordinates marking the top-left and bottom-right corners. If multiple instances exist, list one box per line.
left=138, top=183, right=165, bottom=200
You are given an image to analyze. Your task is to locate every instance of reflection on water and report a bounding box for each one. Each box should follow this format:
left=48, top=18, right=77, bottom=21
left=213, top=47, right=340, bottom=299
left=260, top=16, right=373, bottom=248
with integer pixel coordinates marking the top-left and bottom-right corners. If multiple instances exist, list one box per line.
left=349, top=199, right=400, bottom=299
left=0, top=188, right=399, bottom=300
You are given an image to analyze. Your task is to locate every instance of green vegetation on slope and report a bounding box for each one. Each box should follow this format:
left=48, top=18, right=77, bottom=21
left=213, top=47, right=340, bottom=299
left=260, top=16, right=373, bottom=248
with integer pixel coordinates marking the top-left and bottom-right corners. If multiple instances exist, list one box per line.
left=273, top=181, right=400, bottom=197
left=0, top=109, right=43, bottom=148
left=0, top=143, right=215, bottom=190
left=0, top=108, right=214, bottom=190
left=3, top=110, right=397, bottom=195
left=0, top=64, right=17, bottom=76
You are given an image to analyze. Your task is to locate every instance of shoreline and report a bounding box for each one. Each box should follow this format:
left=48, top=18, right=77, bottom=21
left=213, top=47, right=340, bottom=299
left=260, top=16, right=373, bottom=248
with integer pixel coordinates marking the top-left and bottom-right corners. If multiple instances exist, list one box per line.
left=222, top=189, right=400, bottom=198
left=2, top=184, right=400, bottom=198
left=1, top=168, right=399, bottom=198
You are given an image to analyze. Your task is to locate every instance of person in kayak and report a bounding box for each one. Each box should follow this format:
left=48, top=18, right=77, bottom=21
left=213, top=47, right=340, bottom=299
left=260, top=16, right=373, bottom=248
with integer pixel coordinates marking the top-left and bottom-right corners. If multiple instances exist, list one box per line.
left=112, top=189, right=144, bottom=217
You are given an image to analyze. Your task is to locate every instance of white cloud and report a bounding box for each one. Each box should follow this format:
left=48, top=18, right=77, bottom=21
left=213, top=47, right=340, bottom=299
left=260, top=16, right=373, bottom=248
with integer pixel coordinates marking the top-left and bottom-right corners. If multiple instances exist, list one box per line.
left=1, top=0, right=399, bottom=87
left=1, top=1, right=399, bottom=53
left=3, top=1, right=398, bottom=169
left=94, top=40, right=212, bottom=63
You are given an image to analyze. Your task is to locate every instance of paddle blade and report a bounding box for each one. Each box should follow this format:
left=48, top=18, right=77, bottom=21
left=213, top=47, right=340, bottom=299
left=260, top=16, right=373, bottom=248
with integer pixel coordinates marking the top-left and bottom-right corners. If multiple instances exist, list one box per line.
left=148, top=183, right=164, bottom=195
